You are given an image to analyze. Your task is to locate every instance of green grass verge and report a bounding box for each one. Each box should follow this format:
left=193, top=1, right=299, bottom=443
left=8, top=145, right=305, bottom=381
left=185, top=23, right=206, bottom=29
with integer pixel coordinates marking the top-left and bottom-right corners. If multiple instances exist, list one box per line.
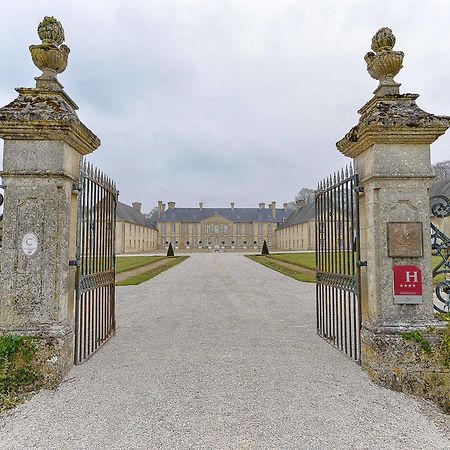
left=267, top=252, right=316, bottom=270
left=116, top=256, right=189, bottom=286
left=0, top=336, right=43, bottom=413
left=268, top=253, right=445, bottom=283
left=246, top=255, right=315, bottom=283
left=116, top=256, right=166, bottom=274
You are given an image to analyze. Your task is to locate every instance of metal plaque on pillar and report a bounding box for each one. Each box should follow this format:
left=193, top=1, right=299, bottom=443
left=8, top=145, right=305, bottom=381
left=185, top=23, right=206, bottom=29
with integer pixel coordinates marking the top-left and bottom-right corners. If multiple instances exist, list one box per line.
left=393, top=265, right=423, bottom=304
left=387, top=222, right=423, bottom=258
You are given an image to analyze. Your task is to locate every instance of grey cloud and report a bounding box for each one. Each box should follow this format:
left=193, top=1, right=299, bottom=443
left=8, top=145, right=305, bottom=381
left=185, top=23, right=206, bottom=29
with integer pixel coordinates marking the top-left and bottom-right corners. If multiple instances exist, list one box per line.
left=0, top=0, right=450, bottom=212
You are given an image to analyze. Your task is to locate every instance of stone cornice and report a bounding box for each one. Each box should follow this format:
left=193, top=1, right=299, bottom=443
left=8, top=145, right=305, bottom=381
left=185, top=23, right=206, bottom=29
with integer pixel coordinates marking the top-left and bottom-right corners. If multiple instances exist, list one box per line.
left=336, top=94, right=450, bottom=158
left=0, top=87, right=100, bottom=155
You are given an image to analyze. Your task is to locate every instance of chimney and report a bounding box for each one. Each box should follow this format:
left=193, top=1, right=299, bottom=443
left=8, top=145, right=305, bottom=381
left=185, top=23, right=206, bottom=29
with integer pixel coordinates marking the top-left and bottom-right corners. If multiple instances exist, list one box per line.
left=132, top=202, right=142, bottom=213
left=231, top=202, right=235, bottom=210
left=199, top=202, right=203, bottom=212
left=283, top=202, right=289, bottom=211
left=295, top=199, right=305, bottom=209
left=157, top=200, right=163, bottom=218
left=168, top=201, right=176, bottom=209
left=258, top=202, right=266, bottom=209
left=270, top=201, right=276, bottom=219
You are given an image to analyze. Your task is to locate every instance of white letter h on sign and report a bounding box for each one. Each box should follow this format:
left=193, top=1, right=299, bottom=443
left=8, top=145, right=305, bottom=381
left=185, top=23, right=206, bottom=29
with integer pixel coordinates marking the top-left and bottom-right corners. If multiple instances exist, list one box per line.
left=405, top=271, right=418, bottom=283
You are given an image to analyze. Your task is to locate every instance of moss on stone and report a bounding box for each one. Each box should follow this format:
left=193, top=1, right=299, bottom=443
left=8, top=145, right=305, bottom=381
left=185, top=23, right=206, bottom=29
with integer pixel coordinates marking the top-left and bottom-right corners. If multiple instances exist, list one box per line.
left=0, top=336, right=44, bottom=412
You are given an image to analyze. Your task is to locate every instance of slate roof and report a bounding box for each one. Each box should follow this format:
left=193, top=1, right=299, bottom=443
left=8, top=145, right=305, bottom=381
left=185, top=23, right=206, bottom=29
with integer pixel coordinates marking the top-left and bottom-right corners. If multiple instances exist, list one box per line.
left=154, top=207, right=291, bottom=224
left=117, top=202, right=157, bottom=229
left=276, top=202, right=315, bottom=229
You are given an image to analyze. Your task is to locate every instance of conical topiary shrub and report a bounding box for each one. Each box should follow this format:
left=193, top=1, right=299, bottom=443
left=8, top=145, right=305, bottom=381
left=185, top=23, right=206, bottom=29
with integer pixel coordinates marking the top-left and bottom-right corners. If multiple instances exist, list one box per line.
left=261, top=240, right=269, bottom=255
left=167, top=242, right=175, bottom=257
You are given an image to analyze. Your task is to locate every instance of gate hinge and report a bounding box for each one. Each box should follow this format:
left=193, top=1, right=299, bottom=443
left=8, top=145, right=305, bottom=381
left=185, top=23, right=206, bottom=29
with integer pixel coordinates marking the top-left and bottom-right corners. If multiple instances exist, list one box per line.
left=355, top=186, right=364, bottom=193
left=69, top=259, right=80, bottom=267
left=356, top=260, right=367, bottom=268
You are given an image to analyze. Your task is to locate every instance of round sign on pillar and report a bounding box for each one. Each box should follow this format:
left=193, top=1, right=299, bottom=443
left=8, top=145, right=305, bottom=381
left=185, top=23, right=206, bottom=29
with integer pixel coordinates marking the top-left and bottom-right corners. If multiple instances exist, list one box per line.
left=21, top=232, right=38, bottom=256
left=393, top=265, right=423, bottom=304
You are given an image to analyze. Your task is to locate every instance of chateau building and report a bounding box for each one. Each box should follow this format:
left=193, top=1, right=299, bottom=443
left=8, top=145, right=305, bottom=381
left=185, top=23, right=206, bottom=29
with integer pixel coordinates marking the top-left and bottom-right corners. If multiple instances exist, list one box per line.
left=276, top=201, right=316, bottom=251
left=152, top=201, right=291, bottom=250
left=115, top=202, right=158, bottom=254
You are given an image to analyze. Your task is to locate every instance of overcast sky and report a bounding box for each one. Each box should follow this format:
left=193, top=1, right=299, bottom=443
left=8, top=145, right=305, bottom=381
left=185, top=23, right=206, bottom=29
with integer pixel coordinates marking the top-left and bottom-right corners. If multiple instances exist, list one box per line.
left=0, top=1, right=449, bottom=211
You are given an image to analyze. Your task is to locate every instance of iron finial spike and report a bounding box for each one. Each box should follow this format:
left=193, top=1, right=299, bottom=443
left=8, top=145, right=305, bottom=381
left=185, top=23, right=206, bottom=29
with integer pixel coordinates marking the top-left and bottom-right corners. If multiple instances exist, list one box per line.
left=345, top=164, right=349, bottom=178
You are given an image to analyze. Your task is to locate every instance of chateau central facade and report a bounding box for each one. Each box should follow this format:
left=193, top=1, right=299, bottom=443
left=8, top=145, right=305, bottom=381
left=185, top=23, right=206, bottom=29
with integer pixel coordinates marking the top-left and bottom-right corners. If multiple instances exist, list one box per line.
left=152, top=201, right=291, bottom=250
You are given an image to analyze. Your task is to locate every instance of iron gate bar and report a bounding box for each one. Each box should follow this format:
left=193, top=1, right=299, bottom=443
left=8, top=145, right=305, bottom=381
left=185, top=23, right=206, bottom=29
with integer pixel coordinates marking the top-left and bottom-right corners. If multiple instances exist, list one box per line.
left=0, top=184, right=4, bottom=223
left=74, top=160, right=118, bottom=364
left=315, top=164, right=362, bottom=364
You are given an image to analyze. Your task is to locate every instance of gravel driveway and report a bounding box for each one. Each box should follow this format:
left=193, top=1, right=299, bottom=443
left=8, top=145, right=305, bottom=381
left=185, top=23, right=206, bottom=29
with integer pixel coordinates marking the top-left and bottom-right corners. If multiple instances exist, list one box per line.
left=1, top=253, right=449, bottom=449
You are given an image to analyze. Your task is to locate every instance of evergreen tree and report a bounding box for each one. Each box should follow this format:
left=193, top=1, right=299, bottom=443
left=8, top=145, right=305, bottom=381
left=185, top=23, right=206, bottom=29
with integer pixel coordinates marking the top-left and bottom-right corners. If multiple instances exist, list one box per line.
left=167, top=242, right=175, bottom=257
left=261, top=240, right=269, bottom=255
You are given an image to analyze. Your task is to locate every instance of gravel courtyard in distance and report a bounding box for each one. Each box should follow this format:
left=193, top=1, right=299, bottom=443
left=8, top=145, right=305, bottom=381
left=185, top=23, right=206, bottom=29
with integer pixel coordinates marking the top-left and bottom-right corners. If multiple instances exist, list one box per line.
left=0, top=253, right=448, bottom=449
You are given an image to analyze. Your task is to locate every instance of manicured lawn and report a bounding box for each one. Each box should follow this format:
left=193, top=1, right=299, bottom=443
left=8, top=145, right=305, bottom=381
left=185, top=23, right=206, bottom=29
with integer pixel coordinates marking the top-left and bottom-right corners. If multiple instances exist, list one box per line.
left=247, top=255, right=315, bottom=283
left=116, top=256, right=166, bottom=274
left=267, top=252, right=316, bottom=270
left=117, top=256, right=189, bottom=286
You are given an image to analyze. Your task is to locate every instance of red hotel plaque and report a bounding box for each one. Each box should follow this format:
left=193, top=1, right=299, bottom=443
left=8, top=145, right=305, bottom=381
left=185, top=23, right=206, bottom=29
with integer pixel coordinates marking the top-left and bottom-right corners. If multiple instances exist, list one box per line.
left=393, top=265, right=423, bottom=304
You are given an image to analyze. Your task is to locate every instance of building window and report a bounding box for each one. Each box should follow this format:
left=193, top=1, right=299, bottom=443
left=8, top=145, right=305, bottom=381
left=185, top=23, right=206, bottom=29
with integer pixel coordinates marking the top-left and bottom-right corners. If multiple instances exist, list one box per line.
left=206, top=224, right=210, bottom=234
left=245, top=223, right=251, bottom=234
left=214, top=224, right=220, bottom=235
left=259, top=237, right=263, bottom=245
left=268, top=224, right=272, bottom=234
left=193, top=237, right=197, bottom=245
left=237, top=237, right=241, bottom=246
left=236, top=223, right=241, bottom=234
left=193, top=224, right=198, bottom=235
left=258, top=223, right=263, bottom=235
left=183, top=223, right=188, bottom=234
left=224, top=224, right=229, bottom=235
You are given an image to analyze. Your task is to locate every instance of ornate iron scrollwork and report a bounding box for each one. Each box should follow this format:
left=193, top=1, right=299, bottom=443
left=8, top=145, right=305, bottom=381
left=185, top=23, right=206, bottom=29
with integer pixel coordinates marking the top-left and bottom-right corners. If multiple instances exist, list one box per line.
left=430, top=195, right=450, bottom=312
left=0, top=185, right=4, bottom=222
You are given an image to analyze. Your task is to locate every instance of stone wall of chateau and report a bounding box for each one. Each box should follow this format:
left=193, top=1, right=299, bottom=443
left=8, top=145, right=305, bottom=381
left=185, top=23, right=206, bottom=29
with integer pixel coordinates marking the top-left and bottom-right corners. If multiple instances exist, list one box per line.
left=115, top=221, right=158, bottom=254
left=157, top=220, right=276, bottom=250
left=276, top=220, right=315, bottom=251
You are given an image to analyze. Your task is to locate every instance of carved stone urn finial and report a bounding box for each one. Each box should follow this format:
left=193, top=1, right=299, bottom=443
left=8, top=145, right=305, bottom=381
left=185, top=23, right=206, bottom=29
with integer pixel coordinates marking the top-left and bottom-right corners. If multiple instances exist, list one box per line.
left=364, top=27, right=404, bottom=96
left=29, top=16, right=70, bottom=90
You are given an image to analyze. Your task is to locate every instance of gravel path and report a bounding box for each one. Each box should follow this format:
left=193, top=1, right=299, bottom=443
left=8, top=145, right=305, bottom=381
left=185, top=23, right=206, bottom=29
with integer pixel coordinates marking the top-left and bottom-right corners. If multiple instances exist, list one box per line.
left=1, top=253, right=449, bottom=449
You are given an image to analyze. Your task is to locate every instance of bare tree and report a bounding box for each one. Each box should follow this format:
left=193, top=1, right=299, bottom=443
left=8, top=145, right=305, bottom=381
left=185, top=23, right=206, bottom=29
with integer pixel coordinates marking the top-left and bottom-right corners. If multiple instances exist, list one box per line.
left=433, top=160, right=450, bottom=181
left=294, top=187, right=315, bottom=204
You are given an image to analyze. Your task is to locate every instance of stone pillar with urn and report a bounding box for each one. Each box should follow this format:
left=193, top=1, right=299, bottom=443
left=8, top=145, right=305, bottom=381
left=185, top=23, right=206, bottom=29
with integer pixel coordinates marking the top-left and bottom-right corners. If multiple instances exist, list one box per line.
left=337, top=28, right=449, bottom=400
left=0, top=17, right=100, bottom=381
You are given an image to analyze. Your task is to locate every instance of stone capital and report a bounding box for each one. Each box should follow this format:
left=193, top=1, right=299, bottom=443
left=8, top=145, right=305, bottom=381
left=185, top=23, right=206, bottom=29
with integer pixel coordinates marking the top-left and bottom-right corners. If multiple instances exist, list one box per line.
left=336, top=94, right=450, bottom=158
left=0, top=87, right=100, bottom=155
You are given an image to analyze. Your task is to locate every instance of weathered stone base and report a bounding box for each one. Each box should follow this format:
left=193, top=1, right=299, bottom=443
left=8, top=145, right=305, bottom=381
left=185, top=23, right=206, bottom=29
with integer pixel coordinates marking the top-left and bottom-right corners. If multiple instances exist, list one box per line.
left=362, top=325, right=449, bottom=413
left=0, top=324, right=74, bottom=387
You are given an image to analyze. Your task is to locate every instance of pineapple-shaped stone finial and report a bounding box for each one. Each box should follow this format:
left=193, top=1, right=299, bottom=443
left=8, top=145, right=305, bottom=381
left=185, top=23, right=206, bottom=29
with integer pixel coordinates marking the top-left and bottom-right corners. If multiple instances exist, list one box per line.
left=29, top=16, right=70, bottom=90
left=364, top=27, right=404, bottom=96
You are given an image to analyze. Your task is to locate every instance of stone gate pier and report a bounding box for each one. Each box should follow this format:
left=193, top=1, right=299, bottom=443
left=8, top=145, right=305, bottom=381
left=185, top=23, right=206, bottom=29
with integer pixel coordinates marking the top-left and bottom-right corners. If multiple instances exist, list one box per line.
left=0, top=17, right=100, bottom=382
left=337, top=28, right=449, bottom=403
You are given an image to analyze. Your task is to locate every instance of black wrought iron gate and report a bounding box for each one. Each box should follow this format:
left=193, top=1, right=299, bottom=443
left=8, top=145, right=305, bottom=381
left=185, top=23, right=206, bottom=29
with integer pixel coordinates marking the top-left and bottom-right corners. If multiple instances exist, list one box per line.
left=430, top=195, right=450, bottom=313
left=74, top=160, right=118, bottom=364
left=315, top=165, right=362, bottom=364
